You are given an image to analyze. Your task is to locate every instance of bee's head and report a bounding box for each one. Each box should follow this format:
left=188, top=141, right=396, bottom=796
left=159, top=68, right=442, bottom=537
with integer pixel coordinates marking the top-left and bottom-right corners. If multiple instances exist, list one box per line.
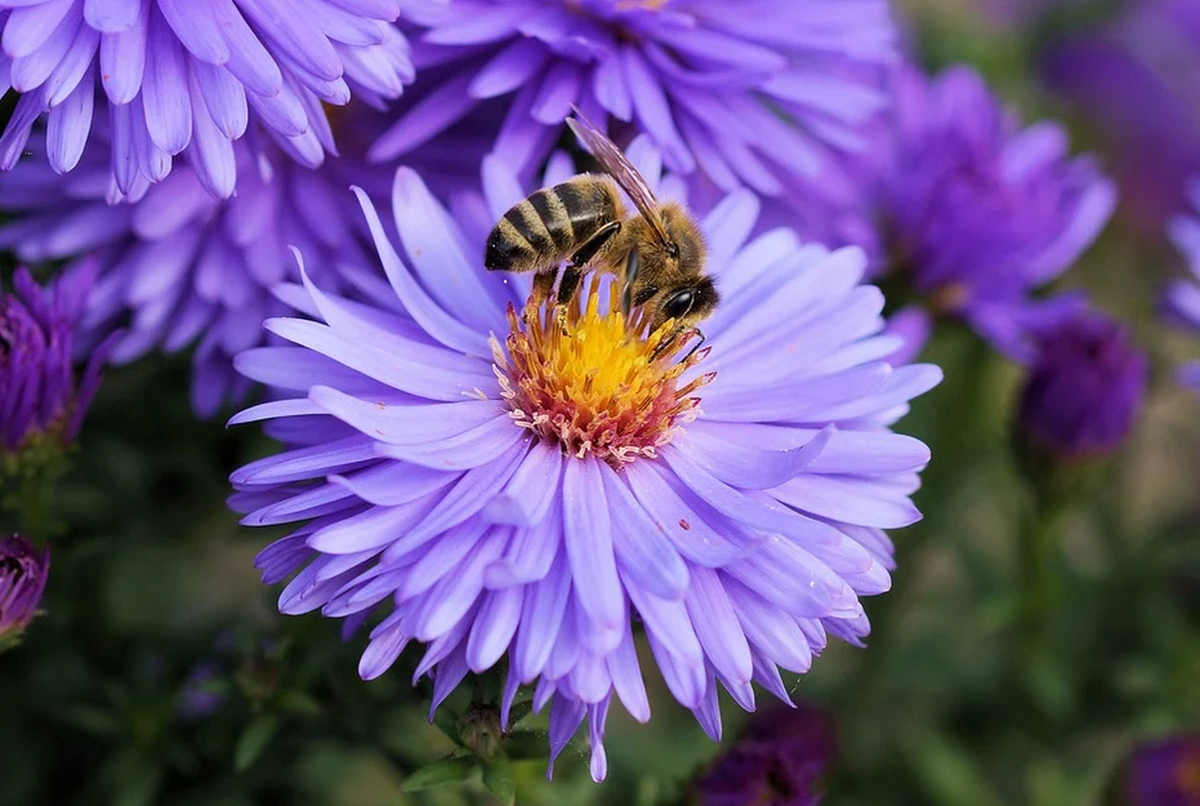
left=648, top=275, right=720, bottom=333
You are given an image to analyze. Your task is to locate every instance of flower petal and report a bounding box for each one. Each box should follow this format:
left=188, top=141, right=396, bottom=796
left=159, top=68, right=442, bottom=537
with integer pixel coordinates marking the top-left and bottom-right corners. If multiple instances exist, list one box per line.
left=600, top=462, right=689, bottom=601
left=513, top=551, right=571, bottom=682
left=685, top=566, right=753, bottom=687
left=562, top=457, right=624, bottom=654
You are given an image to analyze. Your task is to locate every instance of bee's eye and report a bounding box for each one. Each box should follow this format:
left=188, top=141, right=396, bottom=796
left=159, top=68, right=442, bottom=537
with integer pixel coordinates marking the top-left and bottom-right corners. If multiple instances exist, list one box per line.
left=662, top=289, right=695, bottom=321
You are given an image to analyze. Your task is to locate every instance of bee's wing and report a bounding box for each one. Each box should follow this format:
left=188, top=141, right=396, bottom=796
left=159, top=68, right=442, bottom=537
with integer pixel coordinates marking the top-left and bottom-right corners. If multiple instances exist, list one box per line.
left=567, top=108, right=671, bottom=247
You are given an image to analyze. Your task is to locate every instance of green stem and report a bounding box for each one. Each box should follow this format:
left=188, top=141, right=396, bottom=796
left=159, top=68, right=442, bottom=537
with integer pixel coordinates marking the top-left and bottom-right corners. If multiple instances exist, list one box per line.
left=0, top=436, right=70, bottom=540
left=1014, top=496, right=1077, bottom=721
left=1017, top=502, right=1060, bottom=664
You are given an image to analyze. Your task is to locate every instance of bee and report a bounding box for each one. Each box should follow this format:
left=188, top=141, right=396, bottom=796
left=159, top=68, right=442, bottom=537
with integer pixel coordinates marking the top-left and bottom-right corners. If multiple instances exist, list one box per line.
left=483, top=109, right=718, bottom=343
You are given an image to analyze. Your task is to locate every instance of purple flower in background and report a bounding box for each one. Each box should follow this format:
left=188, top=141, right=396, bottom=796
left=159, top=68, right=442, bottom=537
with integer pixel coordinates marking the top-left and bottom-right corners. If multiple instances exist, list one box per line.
left=1118, top=734, right=1200, bottom=806
left=0, top=126, right=386, bottom=416
left=1, top=263, right=108, bottom=455
left=1017, top=310, right=1147, bottom=462
left=691, top=703, right=836, bottom=806
left=0, top=534, right=50, bottom=650
left=849, top=64, right=1115, bottom=361
left=229, top=143, right=939, bottom=780
left=0, top=0, right=413, bottom=198
left=1042, top=0, right=1200, bottom=234
left=177, top=661, right=226, bottom=719
left=1165, top=181, right=1200, bottom=392
left=384, top=0, right=895, bottom=194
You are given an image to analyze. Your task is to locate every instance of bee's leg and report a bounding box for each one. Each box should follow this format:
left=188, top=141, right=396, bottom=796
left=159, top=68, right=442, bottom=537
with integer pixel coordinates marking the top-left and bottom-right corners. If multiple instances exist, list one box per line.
left=533, top=270, right=557, bottom=302
left=621, top=249, right=640, bottom=318
left=650, top=327, right=680, bottom=361
left=558, top=220, right=622, bottom=306
left=683, top=327, right=707, bottom=362
left=650, top=326, right=706, bottom=362
left=556, top=265, right=583, bottom=309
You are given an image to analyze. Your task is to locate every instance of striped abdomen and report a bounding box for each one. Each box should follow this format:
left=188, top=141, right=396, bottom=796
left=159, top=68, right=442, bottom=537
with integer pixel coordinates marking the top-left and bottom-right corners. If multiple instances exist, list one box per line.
left=484, top=178, right=621, bottom=274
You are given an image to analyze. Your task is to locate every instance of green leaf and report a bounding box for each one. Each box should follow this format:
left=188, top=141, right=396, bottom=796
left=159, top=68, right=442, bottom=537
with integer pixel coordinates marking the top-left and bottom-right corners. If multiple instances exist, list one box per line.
left=402, top=756, right=479, bottom=791
left=502, top=730, right=549, bottom=761
left=432, top=706, right=463, bottom=745
left=234, top=715, right=280, bottom=772
left=482, top=754, right=515, bottom=806
left=109, top=754, right=163, bottom=806
left=505, top=699, right=534, bottom=730
left=1022, top=650, right=1076, bottom=723
left=909, top=731, right=1004, bottom=806
left=276, top=688, right=322, bottom=717
left=62, top=705, right=122, bottom=737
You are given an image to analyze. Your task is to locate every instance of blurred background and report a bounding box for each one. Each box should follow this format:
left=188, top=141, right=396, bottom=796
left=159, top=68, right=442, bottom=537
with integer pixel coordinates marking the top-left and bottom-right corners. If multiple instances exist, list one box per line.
left=2, top=0, right=1200, bottom=805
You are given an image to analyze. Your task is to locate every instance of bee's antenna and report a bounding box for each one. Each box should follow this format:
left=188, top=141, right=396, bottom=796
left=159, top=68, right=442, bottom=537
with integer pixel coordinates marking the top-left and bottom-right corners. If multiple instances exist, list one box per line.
left=622, top=249, right=640, bottom=318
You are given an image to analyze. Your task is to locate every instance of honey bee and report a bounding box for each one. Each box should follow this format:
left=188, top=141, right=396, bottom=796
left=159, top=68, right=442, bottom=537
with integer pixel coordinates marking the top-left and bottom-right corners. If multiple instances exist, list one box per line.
left=484, top=109, right=718, bottom=342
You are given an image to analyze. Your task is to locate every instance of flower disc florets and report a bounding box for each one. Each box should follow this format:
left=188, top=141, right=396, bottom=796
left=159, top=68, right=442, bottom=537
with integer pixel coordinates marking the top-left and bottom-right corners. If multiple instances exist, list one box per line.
left=494, top=279, right=712, bottom=467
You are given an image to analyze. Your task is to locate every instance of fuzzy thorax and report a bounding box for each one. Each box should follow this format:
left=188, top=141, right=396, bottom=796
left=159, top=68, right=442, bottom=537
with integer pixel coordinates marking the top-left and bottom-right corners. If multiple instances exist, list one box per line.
left=493, top=277, right=713, bottom=467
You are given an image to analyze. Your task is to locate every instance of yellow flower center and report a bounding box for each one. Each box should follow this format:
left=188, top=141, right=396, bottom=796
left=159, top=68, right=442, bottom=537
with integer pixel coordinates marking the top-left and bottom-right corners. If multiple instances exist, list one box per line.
left=492, top=277, right=712, bottom=467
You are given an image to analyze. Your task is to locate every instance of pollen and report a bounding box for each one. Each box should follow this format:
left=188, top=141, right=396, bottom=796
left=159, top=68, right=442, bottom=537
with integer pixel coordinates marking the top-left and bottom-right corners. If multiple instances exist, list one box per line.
left=492, top=276, right=713, bottom=467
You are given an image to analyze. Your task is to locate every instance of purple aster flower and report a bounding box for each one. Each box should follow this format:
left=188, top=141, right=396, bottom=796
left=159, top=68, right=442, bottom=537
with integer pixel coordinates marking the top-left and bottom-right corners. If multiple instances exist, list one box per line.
left=0, top=122, right=387, bottom=416
left=1117, top=735, right=1200, bottom=806
left=229, top=140, right=940, bottom=780
left=1016, top=309, right=1147, bottom=463
left=0, top=0, right=413, bottom=198
left=0, top=534, right=50, bottom=651
left=1, top=262, right=109, bottom=456
left=843, top=64, right=1116, bottom=361
left=381, top=0, right=895, bottom=196
left=1165, top=181, right=1200, bottom=391
left=1042, top=0, right=1200, bottom=234
left=690, top=702, right=835, bottom=806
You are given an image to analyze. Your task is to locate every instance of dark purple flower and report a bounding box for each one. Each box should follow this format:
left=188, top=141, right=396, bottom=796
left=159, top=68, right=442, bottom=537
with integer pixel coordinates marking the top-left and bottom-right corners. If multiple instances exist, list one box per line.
left=691, top=703, right=836, bottom=806
left=228, top=141, right=939, bottom=781
left=1042, top=0, right=1200, bottom=234
left=845, top=64, right=1116, bottom=361
left=0, top=534, right=50, bottom=649
left=0, top=0, right=414, bottom=198
left=384, top=0, right=895, bottom=195
left=1017, top=310, right=1147, bottom=462
left=1165, top=183, right=1200, bottom=391
left=0, top=121, right=388, bottom=416
left=1, top=262, right=108, bottom=454
left=1120, top=735, right=1200, bottom=806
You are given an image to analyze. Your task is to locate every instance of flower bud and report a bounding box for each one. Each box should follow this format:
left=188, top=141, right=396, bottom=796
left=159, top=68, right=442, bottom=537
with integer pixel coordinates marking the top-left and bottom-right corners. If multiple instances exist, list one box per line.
left=458, top=706, right=503, bottom=760
left=1017, top=311, right=1147, bottom=464
left=1, top=264, right=109, bottom=476
left=0, top=534, right=50, bottom=651
left=690, top=703, right=836, bottom=806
